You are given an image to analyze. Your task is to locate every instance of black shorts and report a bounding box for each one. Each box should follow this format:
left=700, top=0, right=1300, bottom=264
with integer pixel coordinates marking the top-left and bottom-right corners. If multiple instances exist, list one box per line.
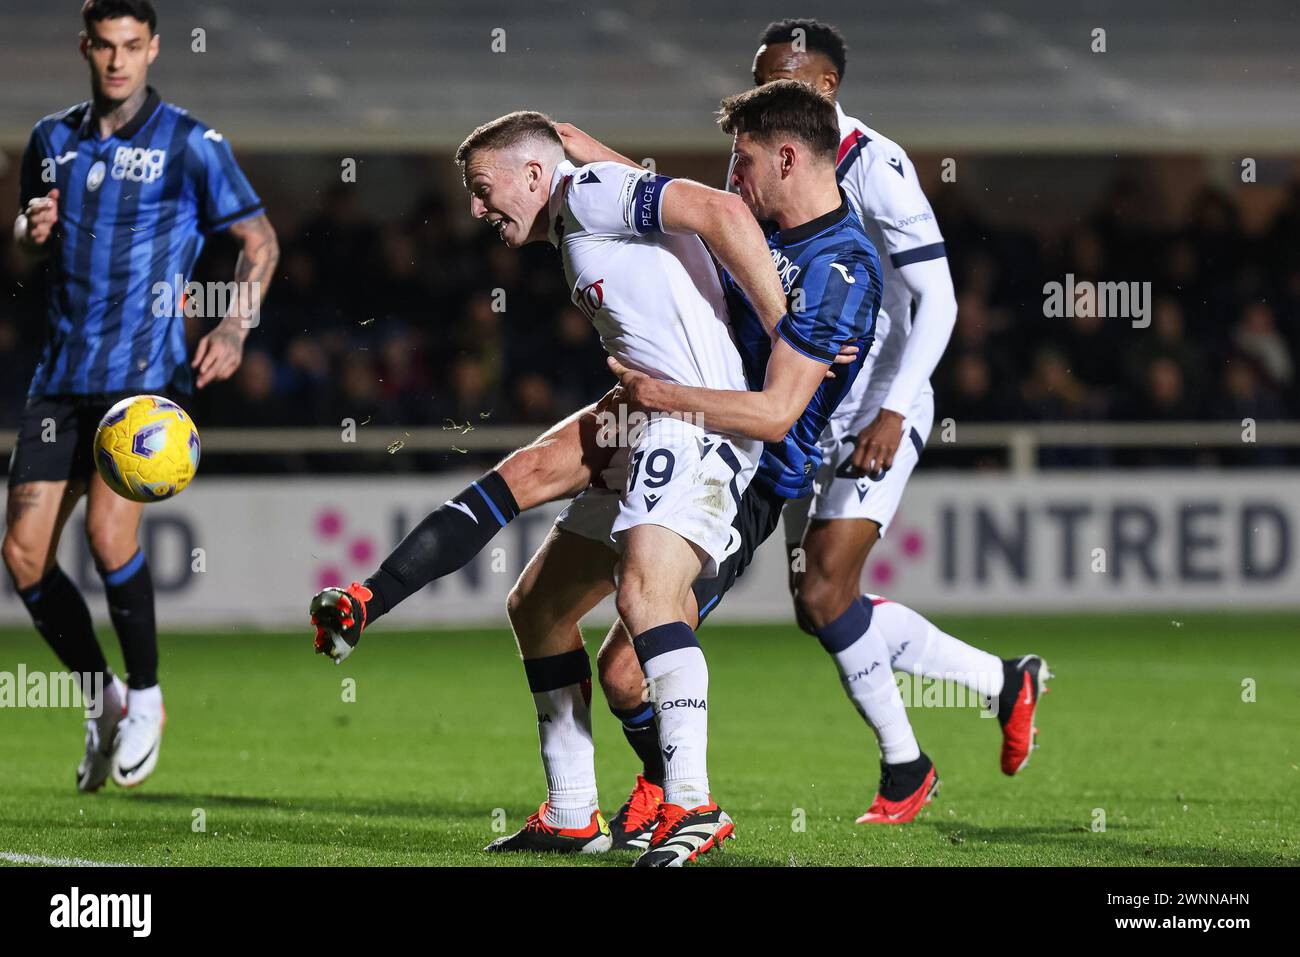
left=691, top=480, right=789, bottom=626
left=7, top=391, right=184, bottom=488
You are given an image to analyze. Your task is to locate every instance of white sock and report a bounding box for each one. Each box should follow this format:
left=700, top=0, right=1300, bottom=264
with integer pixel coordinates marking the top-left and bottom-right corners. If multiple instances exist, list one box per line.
left=125, top=683, right=163, bottom=718
left=867, top=595, right=1004, bottom=698
left=524, top=651, right=598, bottom=829
left=634, top=623, right=710, bottom=810
left=81, top=672, right=124, bottom=734
left=818, top=598, right=919, bottom=764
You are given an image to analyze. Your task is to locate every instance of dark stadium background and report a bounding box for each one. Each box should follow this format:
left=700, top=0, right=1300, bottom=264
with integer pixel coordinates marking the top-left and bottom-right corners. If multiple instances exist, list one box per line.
left=2, top=153, right=1299, bottom=472
left=2, top=0, right=1298, bottom=475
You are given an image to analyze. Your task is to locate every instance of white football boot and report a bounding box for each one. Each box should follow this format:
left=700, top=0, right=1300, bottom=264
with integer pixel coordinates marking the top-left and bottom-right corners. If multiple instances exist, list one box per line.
left=77, top=673, right=127, bottom=793
left=111, top=685, right=166, bottom=788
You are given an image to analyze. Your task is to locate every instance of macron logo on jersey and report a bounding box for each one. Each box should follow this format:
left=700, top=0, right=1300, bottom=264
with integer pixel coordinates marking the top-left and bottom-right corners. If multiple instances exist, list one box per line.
left=577, top=169, right=601, bottom=184
left=111, top=146, right=166, bottom=184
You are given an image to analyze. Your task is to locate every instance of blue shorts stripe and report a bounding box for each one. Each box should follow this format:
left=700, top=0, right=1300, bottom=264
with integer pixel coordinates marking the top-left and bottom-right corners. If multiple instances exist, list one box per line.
left=697, top=593, right=721, bottom=622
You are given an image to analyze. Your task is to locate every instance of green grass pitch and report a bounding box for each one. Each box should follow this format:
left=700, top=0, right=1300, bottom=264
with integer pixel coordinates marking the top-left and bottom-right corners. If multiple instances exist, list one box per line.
left=1, top=614, right=1296, bottom=866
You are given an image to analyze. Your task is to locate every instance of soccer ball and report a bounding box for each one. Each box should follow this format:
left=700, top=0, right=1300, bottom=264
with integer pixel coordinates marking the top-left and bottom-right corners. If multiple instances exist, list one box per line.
left=93, top=395, right=201, bottom=502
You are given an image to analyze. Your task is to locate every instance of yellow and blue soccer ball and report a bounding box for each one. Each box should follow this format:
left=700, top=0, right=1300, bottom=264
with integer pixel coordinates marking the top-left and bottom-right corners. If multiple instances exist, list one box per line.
left=93, top=395, right=201, bottom=502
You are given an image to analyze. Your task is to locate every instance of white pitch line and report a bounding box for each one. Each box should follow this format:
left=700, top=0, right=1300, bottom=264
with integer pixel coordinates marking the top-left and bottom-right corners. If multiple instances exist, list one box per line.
left=0, top=851, right=124, bottom=867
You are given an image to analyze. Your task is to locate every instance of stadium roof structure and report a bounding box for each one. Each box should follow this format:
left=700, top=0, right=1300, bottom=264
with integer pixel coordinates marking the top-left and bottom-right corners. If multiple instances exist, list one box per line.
left=1, top=0, right=1297, bottom=154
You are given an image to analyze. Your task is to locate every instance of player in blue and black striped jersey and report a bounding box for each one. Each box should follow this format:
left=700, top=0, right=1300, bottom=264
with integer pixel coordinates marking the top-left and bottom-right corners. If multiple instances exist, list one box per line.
left=5, top=0, right=279, bottom=793
left=605, top=81, right=882, bottom=623
left=596, top=81, right=934, bottom=848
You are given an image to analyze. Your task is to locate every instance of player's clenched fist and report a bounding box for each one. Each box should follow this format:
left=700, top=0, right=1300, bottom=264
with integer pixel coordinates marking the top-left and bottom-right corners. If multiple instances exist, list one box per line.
left=850, top=408, right=905, bottom=478
left=17, top=189, right=60, bottom=249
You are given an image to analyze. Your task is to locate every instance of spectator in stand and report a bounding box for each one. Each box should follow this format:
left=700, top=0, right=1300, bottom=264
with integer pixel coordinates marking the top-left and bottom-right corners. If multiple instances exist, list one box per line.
left=1124, top=296, right=1204, bottom=409
left=511, top=372, right=561, bottom=426
left=435, top=355, right=500, bottom=426
left=1232, top=303, right=1294, bottom=396
left=543, top=305, right=609, bottom=412
left=1214, top=358, right=1289, bottom=465
left=1021, top=347, right=1095, bottom=421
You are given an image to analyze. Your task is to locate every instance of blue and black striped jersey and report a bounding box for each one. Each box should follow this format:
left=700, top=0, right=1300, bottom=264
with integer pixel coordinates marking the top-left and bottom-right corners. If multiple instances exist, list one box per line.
left=19, top=87, right=263, bottom=397
left=722, top=192, right=883, bottom=498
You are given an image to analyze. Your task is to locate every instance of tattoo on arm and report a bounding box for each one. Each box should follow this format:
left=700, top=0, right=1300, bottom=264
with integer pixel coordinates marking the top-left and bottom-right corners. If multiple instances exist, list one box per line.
left=224, top=214, right=279, bottom=330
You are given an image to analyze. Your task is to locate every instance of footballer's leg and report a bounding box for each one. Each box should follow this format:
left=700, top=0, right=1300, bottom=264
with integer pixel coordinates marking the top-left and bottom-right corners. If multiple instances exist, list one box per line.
left=85, top=472, right=163, bottom=788
left=311, top=400, right=613, bottom=662
left=868, top=596, right=1051, bottom=775
left=615, top=523, right=735, bottom=867
left=598, top=479, right=783, bottom=851
left=597, top=621, right=664, bottom=851
left=485, top=526, right=618, bottom=854
left=793, top=517, right=938, bottom=824
left=4, top=400, right=126, bottom=793
left=596, top=606, right=697, bottom=852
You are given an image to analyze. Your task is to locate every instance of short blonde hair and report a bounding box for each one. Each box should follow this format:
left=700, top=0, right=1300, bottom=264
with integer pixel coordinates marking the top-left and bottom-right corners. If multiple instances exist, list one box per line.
left=455, top=111, right=563, bottom=166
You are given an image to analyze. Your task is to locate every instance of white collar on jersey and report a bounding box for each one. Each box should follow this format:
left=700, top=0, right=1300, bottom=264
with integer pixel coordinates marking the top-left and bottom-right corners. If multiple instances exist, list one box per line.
left=834, top=100, right=861, bottom=135
left=546, top=160, right=577, bottom=247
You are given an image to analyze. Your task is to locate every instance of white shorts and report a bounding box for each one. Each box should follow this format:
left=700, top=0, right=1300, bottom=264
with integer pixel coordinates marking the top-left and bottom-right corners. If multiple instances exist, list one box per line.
left=783, top=391, right=933, bottom=542
left=555, top=415, right=758, bottom=579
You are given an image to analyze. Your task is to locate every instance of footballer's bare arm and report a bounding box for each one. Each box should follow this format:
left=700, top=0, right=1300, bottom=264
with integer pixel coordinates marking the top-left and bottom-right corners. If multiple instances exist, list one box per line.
left=554, top=123, right=640, bottom=169
left=192, top=213, right=279, bottom=388
left=658, top=180, right=787, bottom=336
left=608, top=339, right=829, bottom=444
left=228, top=212, right=280, bottom=329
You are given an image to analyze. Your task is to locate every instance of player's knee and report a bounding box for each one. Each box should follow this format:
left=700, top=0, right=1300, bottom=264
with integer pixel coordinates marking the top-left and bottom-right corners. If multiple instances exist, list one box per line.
left=85, top=521, right=137, bottom=572
left=495, top=453, right=538, bottom=509
left=1, top=531, right=47, bottom=586
left=596, top=637, right=642, bottom=708
left=613, top=572, right=651, bottom=628
left=498, top=442, right=574, bottom=510
left=505, top=577, right=562, bottom=648
left=504, top=578, right=534, bottom=629
left=788, top=591, right=819, bottom=637
left=793, top=574, right=857, bottom=634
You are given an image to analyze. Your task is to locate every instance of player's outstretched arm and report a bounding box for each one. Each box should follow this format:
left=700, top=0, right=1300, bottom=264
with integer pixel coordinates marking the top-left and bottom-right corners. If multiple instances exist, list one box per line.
left=658, top=180, right=788, bottom=336
left=192, top=213, right=279, bottom=388
left=554, top=123, right=639, bottom=169
left=608, top=338, right=829, bottom=443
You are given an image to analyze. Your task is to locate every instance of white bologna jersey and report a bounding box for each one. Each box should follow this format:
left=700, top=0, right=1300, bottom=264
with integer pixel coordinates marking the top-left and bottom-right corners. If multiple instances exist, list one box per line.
left=546, top=160, right=749, bottom=394
left=831, top=103, right=947, bottom=419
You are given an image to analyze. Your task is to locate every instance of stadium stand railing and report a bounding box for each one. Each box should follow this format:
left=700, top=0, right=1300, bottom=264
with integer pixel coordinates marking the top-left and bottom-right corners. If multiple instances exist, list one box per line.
left=5, top=422, right=1297, bottom=474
